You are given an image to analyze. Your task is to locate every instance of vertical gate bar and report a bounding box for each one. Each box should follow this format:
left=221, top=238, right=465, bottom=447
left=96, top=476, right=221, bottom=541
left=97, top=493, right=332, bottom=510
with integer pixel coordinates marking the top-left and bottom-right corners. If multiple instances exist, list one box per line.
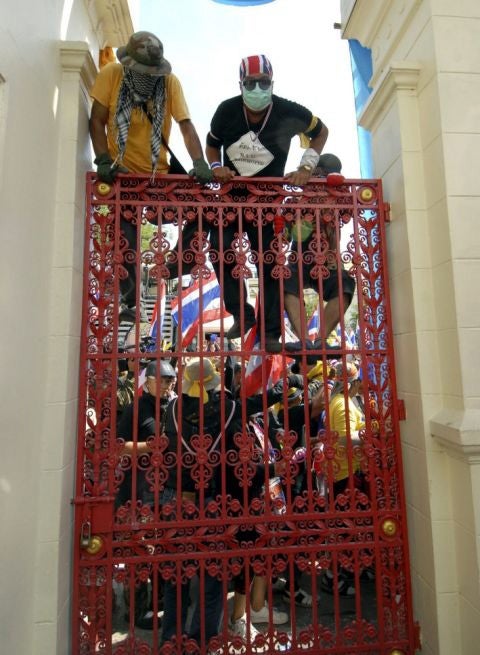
left=376, top=178, right=415, bottom=648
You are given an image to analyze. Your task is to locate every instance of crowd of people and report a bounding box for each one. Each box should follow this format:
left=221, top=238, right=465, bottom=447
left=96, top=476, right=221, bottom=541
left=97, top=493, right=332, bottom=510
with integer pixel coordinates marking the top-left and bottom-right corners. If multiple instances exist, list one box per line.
left=90, top=29, right=373, bottom=652
left=115, top=347, right=375, bottom=644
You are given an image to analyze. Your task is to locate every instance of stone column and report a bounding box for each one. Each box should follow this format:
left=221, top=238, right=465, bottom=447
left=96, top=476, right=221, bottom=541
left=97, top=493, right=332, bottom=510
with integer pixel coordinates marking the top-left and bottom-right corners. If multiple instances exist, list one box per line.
left=32, top=42, right=96, bottom=655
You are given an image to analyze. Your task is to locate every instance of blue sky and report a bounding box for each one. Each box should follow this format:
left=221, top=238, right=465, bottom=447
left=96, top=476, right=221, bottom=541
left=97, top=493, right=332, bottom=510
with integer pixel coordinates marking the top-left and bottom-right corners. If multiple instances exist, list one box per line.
left=138, top=0, right=360, bottom=176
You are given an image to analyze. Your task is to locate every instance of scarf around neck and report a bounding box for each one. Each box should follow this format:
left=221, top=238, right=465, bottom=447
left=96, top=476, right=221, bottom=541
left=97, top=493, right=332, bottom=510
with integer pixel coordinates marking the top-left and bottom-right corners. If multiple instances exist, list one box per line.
left=114, top=68, right=167, bottom=173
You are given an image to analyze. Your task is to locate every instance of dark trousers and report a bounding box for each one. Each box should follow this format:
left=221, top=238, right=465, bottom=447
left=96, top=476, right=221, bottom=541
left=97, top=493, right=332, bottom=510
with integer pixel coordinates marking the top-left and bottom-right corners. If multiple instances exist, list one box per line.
left=119, top=218, right=138, bottom=307
left=162, top=573, right=222, bottom=644
left=210, top=220, right=282, bottom=338
left=160, top=488, right=223, bottom=644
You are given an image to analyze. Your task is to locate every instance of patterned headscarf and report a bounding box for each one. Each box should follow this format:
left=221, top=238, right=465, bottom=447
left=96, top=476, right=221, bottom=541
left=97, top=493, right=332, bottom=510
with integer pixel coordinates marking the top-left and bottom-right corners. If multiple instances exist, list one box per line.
left=239, top=54, right=273, bottom=80
left=114, top=68, right=166, bottom=173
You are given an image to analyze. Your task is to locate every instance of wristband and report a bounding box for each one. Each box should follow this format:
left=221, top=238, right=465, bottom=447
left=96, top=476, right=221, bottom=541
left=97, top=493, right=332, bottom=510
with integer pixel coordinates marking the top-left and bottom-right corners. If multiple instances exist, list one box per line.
left=210, top=161, right=222, bottom=170
left=299, top=147, right=320, bottom=171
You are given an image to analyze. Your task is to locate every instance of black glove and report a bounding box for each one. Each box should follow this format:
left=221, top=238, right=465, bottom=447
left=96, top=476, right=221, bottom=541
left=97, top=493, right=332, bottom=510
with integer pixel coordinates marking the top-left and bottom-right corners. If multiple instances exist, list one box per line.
left=94, top=152, right=128, bottom=184
left=190, top=158, right=213, bottom=184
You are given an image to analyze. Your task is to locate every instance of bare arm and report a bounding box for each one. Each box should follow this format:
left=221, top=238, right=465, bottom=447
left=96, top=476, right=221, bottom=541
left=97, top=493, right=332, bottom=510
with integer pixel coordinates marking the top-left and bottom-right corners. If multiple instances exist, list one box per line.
left=178, top=119, right=205, bottom=162
left=308, top=122, right=329, bottom=156
left=89, top=100, right=110, bottom=157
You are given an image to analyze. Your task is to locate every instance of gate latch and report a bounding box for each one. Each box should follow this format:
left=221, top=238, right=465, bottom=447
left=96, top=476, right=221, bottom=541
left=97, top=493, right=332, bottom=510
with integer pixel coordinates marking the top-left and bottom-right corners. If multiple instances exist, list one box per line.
left=80, top=520, right=91, bottom=548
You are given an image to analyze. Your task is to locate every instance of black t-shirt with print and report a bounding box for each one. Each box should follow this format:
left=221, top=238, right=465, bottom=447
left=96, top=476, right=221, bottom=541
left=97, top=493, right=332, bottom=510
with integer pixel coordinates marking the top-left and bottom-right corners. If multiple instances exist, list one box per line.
left=207, top=94, right=323, bottom=177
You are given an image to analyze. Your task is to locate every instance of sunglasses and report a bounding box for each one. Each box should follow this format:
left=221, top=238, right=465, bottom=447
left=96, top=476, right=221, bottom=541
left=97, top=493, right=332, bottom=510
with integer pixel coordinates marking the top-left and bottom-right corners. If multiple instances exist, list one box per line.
left=241, top=78, right=272, bottom=91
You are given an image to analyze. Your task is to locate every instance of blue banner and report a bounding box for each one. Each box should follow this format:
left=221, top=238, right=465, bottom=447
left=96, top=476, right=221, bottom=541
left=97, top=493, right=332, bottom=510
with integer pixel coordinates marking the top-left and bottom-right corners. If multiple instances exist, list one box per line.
left=348, top=39, right=374, bottom=178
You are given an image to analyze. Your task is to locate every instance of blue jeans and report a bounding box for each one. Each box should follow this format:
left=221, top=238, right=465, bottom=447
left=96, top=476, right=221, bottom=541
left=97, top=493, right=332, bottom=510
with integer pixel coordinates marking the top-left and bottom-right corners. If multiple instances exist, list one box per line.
left=160, top=488, right=223, bottom=645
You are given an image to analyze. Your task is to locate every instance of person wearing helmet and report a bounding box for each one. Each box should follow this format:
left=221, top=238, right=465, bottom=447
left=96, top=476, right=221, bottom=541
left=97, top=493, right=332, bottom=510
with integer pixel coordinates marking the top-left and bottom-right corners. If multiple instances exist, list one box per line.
left=115, top=357, right=177, bottom=630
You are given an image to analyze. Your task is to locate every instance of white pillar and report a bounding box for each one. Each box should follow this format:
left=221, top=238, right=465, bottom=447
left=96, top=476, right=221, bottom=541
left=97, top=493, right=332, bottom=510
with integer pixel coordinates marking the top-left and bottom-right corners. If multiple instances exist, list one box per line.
left=32, top=42, right=96, bottom=655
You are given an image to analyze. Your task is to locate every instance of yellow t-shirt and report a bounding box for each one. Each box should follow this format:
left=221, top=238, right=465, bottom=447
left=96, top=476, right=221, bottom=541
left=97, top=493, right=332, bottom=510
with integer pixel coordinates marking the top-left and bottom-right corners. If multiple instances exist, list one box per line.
left=328, top=393, right=365, bottom=482
left=90, top=63, right=191, bottom=174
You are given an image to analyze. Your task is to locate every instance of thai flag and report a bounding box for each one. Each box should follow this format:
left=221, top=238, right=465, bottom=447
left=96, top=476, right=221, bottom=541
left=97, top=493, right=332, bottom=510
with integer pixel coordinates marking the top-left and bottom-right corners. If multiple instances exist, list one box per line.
left=307, top=309, right=319, bottom=339
left=243, top=326, right=274, bottom=398
left=171, top=273, right=227, bottom=348
left=243, top=302, right=286, bottom=398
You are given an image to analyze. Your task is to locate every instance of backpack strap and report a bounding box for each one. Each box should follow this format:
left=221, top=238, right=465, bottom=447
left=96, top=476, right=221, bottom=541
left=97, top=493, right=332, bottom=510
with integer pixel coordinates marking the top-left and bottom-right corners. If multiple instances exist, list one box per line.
left=179, top=398, right=236, bottom=455
left=209, top=399, right=236, bottom=451
left=170, top=397, right=178, bottom=433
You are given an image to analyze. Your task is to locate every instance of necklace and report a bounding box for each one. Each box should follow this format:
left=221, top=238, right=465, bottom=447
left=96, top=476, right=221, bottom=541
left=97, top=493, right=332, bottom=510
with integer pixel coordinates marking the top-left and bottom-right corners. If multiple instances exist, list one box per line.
left=243, top=103, right=273, bottom=141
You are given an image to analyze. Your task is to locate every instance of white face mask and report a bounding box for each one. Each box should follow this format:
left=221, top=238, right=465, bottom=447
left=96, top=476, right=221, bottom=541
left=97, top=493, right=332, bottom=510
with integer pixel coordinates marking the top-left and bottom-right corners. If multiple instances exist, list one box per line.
left=241, top=83, right=273, bottom=111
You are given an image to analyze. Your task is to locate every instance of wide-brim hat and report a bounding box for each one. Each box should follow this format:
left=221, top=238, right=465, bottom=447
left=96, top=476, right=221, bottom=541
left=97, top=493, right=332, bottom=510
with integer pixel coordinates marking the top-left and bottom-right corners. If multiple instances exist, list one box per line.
left=182, top=358, right=221, bottom=404
left=117, top=31, right=172, bottom=76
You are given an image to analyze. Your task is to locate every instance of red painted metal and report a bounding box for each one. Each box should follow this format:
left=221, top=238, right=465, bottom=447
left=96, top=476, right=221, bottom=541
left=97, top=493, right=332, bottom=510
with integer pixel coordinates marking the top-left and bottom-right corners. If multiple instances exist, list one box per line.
left=72, top=172, right=417, bottom=654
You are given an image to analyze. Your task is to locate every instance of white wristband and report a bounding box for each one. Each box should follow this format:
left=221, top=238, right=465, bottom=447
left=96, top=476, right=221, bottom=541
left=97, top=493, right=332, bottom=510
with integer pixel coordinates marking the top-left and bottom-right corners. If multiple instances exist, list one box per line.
left=299, top=148, right=320, bottom=170
left=210, top=161, right=222, bottom=170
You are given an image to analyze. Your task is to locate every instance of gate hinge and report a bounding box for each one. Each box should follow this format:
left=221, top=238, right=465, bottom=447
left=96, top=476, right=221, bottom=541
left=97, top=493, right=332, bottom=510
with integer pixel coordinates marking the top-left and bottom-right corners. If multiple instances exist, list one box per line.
left=397, top=399, right=406, bottom=421
left=414, top=621, right=422, bottom=650
left=384, top=202, right=391, bottom=222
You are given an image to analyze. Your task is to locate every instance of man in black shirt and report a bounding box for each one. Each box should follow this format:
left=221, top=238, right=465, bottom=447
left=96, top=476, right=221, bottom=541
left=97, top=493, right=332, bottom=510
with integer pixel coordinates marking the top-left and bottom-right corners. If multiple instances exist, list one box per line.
left=116, top=358, right=176, bottom=630
left=205, top=54, right=328, bottom=341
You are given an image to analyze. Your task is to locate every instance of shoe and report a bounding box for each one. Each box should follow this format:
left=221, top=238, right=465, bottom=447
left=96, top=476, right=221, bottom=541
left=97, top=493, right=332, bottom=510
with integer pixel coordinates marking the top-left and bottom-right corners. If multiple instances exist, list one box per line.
left=229, top=616, right=266, bottom=653
left=124, top=610, right=161, bottom=630
left=250, top=602, right=288, bottom=625
left=271, top=577, right=287, bottom=592
left=320, top=569, right=355, bottom=596
left=264, top=337, right=282, bottom=353
left=282, top=588, right=313, bottom=607
left=228, top=615, right=260, bottom=639
left=360, top=567, right=375, bottom=582
left=226, top=316, right=256, bottom=340
left=285, top=338, right=338, bottom=365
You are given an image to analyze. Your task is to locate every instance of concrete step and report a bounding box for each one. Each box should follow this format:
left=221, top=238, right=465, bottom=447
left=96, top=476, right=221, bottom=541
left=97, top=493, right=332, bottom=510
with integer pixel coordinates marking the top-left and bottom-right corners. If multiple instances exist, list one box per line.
left=117, top=294, right=175, bottom=348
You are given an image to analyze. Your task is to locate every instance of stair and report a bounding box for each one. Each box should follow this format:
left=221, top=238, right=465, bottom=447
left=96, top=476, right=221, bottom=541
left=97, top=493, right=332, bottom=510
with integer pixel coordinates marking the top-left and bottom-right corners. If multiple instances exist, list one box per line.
left=117, top=290, right=175, bottom=349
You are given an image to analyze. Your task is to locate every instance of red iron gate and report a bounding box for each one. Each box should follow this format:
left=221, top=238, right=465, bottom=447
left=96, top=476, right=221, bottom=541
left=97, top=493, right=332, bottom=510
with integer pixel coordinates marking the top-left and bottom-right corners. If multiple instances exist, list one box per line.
left=73, top=173, right=417, bottom=655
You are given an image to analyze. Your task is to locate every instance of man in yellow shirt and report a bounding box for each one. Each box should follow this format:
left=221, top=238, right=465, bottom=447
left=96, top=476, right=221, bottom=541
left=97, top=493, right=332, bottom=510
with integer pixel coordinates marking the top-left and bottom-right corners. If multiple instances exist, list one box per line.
left=89, top=31, right=212, bottom=321
left=321, top=361, right=366, bottom=596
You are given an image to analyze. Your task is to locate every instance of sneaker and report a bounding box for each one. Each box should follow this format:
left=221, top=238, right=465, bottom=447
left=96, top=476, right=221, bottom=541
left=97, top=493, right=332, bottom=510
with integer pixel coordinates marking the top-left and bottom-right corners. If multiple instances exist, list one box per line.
left=226, top=316, right=256, bottom=340
left=229, top=616, right=266, bottom=653
left=124, top=610, right=161, bottom=630
left=285, top=338, right=338, bottom=365
left=228, top=615, right=260, bottom=640
left=320, top=569, right=355, bottom=596
left=271, top=577, right=287, bottom=592
left=250, top=603, right=288, bottom=625
left=282, top=588, right=313, bottom=607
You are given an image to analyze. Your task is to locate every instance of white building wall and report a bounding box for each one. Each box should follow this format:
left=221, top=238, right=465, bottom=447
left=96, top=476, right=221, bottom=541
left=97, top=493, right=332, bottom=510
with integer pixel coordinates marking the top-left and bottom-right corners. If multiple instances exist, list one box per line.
left=0, top=2, right=133, bottom=654
left=342, top=0, right=480, bottom=653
